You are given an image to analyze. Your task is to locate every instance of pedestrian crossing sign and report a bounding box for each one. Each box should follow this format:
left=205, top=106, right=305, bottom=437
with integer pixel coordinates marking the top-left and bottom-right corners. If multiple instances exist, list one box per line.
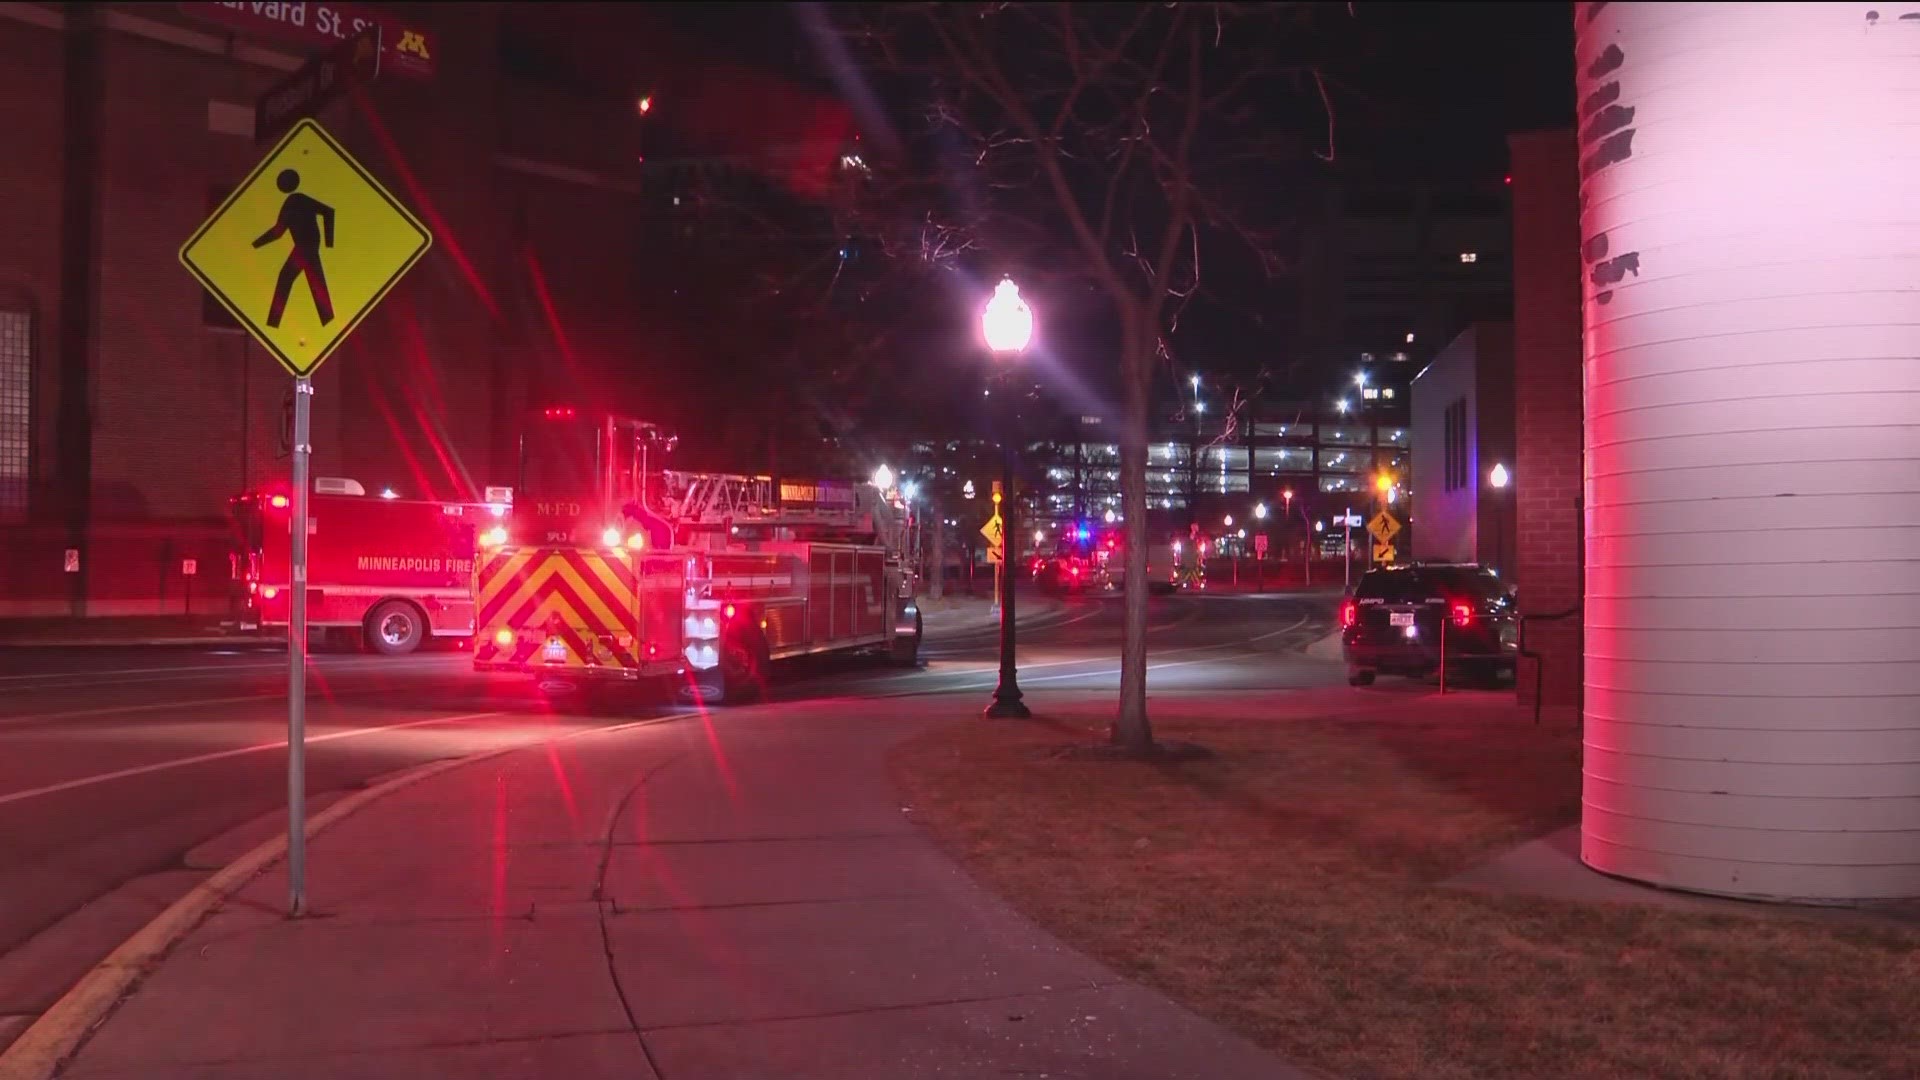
left=181, top=119, right=431, bottom=378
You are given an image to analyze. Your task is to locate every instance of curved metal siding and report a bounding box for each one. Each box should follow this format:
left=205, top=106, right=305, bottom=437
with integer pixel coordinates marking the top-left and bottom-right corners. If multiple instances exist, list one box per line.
left=1576, top=2, right=1920, bottom=902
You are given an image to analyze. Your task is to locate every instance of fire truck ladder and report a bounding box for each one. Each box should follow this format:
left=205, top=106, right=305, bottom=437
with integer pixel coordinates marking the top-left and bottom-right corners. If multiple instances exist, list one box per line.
left=663, top=471, right=904, bottom=551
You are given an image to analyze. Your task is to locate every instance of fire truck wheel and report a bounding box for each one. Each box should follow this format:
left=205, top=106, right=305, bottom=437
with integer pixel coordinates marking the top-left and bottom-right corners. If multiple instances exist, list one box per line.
left=365, top=600, right=426, bottom=656
left=720, top=630, right=770, bottom=704
left=889, top=609, right=923, bottom=668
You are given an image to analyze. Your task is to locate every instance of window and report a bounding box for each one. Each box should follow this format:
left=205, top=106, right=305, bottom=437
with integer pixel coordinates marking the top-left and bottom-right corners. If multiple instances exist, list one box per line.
left=1443, top=398, right=1469, bottom=492
left=1253, top=447, right=1313, bottom=473
left=1459, top=252, right=1479, bottom=264
left=0, top=304, right=29, bottom=521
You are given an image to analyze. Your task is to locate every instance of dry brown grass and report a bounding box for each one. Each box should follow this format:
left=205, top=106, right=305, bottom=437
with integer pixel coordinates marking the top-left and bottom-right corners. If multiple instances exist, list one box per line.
left=890, top=691, right=1920, bottom=1080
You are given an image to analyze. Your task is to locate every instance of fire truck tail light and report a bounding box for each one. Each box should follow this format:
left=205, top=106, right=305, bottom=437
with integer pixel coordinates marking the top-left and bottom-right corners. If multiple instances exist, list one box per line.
left=247, top=581, right=258, bottom=595
left=625, top=533, right=645, bottom=550
left=602, top=526, right=623, bottom=548
left=261, top=586, right=280, bottom=600
left=482, top=526, right=508, bottom=547
left=723, top=603, right=736, bottom=620
left=269, top=495, right=289, bottom=510
left=493, top=628, right=515, bottom=647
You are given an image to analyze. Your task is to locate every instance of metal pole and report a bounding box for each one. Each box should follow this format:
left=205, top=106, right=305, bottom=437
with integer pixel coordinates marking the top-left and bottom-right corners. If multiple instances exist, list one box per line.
left=1438, top=609, right=1448, bottom=695
left=287, top=376, right=312, bottom=917
left=988, top=383, right=1028, bottom=719
left=1344, top=505, right=1352, bottom=589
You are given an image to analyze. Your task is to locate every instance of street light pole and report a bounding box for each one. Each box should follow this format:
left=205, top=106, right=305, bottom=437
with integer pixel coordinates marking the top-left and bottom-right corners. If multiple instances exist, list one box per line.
left=983, top=279, right=1033, bottom=720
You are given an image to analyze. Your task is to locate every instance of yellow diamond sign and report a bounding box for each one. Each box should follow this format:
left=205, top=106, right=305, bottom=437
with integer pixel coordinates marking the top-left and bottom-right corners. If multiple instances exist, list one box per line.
left=181, top=119, right=431, bottom=378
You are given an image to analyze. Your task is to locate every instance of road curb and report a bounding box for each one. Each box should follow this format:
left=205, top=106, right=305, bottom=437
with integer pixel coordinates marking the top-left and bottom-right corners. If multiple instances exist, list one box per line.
left=0, top=709, right=693, bottom=1080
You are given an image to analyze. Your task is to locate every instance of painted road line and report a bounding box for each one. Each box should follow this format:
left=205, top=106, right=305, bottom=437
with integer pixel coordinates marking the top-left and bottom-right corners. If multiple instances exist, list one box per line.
left=0, top=653, right=447, bottom=686
left=0, top=711, right=503, bottom=808
left=0, top=693, right=287, bottom=730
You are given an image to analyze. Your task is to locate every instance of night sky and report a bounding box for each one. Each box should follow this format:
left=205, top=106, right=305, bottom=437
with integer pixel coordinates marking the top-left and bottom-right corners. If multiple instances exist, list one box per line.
left=1332, top=2, right=1576, bottom=181
left=580, top=3, right=1580, bottom=432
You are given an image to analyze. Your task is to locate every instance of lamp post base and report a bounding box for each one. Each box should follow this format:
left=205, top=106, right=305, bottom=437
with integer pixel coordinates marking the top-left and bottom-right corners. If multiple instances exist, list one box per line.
left=985, top=694, right=1032, bottom=719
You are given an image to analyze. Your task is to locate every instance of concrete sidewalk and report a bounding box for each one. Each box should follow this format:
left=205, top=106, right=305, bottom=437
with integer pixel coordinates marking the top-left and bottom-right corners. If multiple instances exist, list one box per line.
left=52, top=696, right=1302, bottom=1079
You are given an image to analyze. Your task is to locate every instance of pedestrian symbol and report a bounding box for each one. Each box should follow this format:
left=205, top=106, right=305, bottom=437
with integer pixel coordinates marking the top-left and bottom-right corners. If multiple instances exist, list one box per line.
left=181, top=119, right=431, bottom=378
left=255, top=168, right=336, bottom=328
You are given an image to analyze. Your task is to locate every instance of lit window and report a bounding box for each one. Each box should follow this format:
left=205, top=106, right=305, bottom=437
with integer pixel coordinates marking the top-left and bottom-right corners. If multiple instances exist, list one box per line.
left=1382, top=387, right=1396, bottom=399
left=1362, top=386, right=1380, bottom=400
left=0, top=305, right=29, bottom=521
left=1459, top=252, right=1478, bottom=264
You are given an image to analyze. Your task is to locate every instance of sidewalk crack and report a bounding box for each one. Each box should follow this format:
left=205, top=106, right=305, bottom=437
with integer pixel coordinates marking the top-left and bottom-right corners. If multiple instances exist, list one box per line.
left=593, top=765, right=673, bottom=1079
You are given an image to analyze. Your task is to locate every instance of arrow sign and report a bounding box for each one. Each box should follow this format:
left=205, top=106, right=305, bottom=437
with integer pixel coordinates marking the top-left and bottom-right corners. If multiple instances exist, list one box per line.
left=1373, top=541, right=1397, bottom=563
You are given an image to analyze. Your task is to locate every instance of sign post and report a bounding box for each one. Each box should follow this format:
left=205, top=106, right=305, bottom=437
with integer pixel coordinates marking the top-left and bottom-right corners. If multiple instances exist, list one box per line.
left=179, top=117, right=431, bottom=916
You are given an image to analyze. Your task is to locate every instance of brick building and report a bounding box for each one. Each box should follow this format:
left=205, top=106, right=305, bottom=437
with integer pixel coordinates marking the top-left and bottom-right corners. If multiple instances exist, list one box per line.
left=0, top=3, right=847, bottom=615
left=1506, top=129, right=1583, bottom=717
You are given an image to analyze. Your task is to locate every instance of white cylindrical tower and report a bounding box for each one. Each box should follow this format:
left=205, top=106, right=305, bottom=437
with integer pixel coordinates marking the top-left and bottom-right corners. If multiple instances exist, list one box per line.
left=1577, top=2, right=1920, bottom=902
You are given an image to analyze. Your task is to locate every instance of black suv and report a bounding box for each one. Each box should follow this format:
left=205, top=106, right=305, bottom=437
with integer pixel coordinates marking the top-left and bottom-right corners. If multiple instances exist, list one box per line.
left=1339, top=563, right=1518, bottom=686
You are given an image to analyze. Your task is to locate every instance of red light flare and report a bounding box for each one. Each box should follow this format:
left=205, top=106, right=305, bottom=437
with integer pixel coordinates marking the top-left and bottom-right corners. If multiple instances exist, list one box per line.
left=364, top=370, right=440, bottom=502
left=490, top=771, right=509, bottom=953
left=543, top=740, right=581, bottom=831
left=523, top=249, right=591, bottom=393
left=680, top=671, right=741, bottom=802
left=350, top=89, right=503, bottom=324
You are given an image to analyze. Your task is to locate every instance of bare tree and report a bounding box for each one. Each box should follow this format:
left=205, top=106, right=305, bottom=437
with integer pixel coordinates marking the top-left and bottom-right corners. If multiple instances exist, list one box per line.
left=823, top=2, right=1336, bottom=750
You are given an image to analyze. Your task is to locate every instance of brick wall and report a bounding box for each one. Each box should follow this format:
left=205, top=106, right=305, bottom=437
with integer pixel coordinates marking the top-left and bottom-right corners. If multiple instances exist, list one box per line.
left=0, top=17, right=65, bottom=512
left=1507, top=130, right=1583, bottom=714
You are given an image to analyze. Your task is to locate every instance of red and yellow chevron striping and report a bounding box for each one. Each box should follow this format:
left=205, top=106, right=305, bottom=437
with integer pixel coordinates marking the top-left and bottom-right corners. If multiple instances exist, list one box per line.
left=473, top=548, right=640, bottom=670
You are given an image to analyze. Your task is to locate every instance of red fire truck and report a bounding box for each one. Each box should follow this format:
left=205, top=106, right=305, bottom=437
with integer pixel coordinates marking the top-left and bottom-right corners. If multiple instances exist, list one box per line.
left=471, top=409, right=921, bottom=703
left=232, top=477, right=505, bottom=654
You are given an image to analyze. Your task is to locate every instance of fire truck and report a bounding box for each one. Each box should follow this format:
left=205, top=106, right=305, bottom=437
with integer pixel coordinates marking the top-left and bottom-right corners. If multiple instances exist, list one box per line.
left=232, top=478, right=503, bottom=654
left=471, top=409, right=921, bottom=704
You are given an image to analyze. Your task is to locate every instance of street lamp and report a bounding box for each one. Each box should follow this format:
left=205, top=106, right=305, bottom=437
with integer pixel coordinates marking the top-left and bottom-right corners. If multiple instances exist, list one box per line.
left=982, top=278, right=1033, bottom=719
left=1488, top=463, right=1511, bottom=576
left=1335, top=399, right=1351, bottom=415
left=872, top=464, right=895, bottom=492
left=1254, top=503, right=1268, bottom=520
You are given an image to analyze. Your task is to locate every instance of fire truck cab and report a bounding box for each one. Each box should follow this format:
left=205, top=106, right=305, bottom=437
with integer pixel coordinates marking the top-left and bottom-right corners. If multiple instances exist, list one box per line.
left=471, top=408, right=921, bottom=705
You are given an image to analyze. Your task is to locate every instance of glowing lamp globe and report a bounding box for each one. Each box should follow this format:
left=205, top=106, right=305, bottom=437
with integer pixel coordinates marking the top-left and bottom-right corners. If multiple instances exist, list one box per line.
left=1489, top=463, right=1510, bottom=490
left=981, top=279, right=1034, bottom=355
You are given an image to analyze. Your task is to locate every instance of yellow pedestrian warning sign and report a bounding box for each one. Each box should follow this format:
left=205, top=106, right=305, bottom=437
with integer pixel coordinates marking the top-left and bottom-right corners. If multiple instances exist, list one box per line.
left=1367, top=510, right=1401, bottom=546
left=980, top=513, right=1005, bottom=552
left=180, top=119, right=431, bottom=378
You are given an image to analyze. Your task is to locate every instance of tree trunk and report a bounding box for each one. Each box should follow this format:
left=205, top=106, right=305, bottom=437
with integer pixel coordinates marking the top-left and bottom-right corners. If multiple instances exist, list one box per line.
left=1112, top=313, right=1154, bottom=750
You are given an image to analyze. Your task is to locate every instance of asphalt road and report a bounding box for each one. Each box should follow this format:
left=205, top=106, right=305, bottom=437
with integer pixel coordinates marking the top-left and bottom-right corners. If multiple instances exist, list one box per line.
left=0, top=590, right=1338, bottom=1016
